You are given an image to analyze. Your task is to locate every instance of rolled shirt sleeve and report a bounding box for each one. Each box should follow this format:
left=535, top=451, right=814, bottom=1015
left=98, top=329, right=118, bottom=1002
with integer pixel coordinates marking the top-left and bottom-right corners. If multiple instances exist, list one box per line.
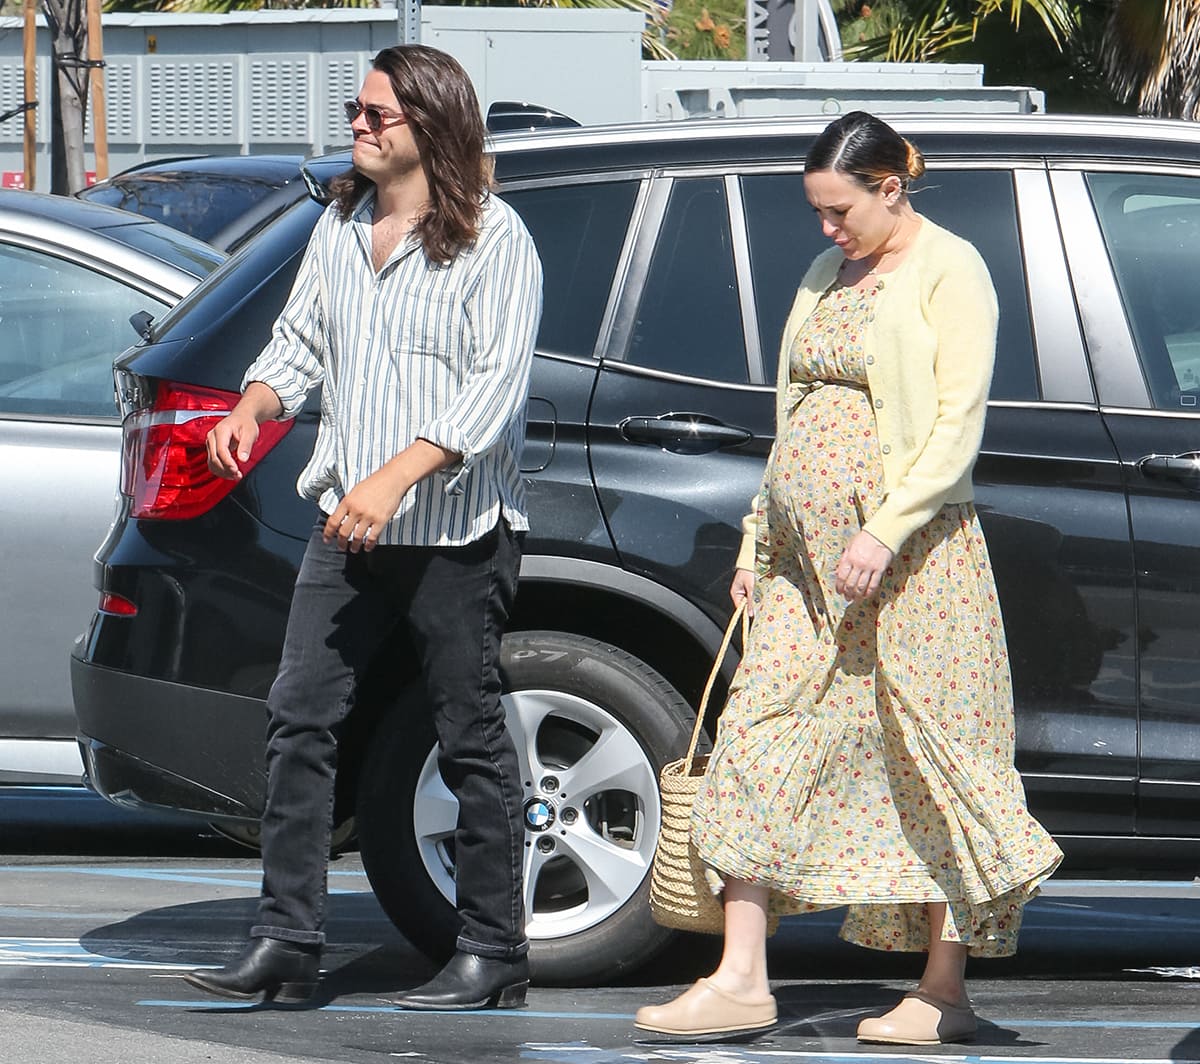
left=419, top=217, right=543, bottom=495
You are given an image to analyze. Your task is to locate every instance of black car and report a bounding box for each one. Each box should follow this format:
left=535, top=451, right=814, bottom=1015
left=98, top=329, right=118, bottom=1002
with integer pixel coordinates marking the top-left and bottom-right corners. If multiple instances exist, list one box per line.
left=72, top=113, right=1200, bottom=984
left=77, top=155, right=307, bottom=252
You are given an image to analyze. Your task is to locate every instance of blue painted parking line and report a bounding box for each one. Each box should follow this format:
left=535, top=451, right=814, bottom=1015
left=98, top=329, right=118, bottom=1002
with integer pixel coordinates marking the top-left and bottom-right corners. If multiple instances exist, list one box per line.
left=138, top=1000, right=636, bottom=1018
left=0, top=866, right=364, bottom=891
left=134, top=999, right=1200, bottom=1033
left=0, top=866, right=366, bottom=876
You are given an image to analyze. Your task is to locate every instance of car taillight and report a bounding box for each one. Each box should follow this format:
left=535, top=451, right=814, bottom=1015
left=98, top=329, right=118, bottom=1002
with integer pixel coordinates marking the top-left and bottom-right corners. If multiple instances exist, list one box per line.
left=98, top=593, right=138, bottom=616
left=121, top=380, right=293, bottom=520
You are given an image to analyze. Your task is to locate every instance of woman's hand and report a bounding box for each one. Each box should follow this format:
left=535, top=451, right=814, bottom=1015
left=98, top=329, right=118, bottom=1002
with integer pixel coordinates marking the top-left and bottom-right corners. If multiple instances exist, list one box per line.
left=835, top=531, right=894, bottom=601
left=729, top=568, right=755, bottom=615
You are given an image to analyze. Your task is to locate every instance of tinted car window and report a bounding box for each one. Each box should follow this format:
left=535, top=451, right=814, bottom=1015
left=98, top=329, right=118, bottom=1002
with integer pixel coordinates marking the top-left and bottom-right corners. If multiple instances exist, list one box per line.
left=627, top=177, right=748, bottom=383
left=98, top=222, right=226, bottom=277
left=0, top=243, right=167, bottom=417
left=84, top=176, right=284, bottom=243
left=502, top=181, right=637, bottom=360
left=743, top=169, right=1038, bottom=400
left=740, top=173, right=829, bottom=376
left=1086, top=171, right=1200, bottom=410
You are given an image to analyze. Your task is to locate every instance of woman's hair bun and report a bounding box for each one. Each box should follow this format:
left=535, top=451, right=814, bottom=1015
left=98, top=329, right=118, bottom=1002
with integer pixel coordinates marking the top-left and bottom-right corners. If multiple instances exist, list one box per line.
left=904, top=139, right=926, bottom=181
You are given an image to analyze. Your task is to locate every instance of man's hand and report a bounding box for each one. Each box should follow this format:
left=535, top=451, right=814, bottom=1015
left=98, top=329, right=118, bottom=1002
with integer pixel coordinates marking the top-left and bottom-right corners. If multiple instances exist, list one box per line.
left=729, top=567, right=755, bottom=615
left=834, top=530, right=894, bottom=602
left=205, top=383, right=283, bottom=480
left=323, top=466, right=412, bottom=554
left=323, top=438, right=459, bottom=553
left=206, top=410, right=261, bottom=480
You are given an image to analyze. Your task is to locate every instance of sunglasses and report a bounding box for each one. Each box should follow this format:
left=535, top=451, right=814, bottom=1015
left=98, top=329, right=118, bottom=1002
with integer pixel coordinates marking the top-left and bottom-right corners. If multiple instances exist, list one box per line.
left=344, top=99, right=407, bottom=134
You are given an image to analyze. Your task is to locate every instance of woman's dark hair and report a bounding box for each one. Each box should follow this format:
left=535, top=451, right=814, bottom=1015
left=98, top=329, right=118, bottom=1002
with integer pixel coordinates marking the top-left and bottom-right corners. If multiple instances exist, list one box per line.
left=330, top=45, right=495, bottom=264
left=804, top=110, right=926, bottom=191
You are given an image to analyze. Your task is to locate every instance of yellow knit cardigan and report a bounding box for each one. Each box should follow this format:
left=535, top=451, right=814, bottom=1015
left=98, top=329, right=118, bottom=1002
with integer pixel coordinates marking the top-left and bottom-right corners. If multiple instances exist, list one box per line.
left=735, top=215, right=999, bottom=570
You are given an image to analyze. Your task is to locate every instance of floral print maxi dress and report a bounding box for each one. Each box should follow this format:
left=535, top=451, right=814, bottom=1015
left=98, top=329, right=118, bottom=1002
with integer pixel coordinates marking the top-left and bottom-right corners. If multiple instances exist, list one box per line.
left=693, top=279, right=1062, bottom=957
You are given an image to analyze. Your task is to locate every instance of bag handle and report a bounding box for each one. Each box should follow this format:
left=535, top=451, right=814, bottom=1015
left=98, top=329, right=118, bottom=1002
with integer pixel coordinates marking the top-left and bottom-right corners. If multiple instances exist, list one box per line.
left=682, top=602, right=748, bottom=771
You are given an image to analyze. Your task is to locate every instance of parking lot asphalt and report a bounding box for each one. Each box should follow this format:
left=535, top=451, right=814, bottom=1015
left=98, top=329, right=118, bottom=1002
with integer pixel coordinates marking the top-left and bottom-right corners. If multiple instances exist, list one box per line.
left=3, top=837, right=1200, bottom=1064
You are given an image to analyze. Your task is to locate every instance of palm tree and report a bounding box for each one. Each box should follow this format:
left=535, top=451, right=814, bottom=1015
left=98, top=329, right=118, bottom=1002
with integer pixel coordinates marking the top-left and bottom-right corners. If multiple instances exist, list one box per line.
left=1098, top=0, right=1200, bottom=118
left=838, top=0, right=1079, bottom=62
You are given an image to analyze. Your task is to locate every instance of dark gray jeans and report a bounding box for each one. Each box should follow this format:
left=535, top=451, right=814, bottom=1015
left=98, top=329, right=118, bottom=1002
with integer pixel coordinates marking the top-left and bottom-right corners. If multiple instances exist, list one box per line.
left=250, top=517, right=527, bottom=960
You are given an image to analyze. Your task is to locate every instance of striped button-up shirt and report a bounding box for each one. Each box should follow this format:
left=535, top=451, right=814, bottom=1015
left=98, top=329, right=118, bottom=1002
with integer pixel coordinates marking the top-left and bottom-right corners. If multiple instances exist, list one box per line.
left=243, top=191, right=543, bottom=546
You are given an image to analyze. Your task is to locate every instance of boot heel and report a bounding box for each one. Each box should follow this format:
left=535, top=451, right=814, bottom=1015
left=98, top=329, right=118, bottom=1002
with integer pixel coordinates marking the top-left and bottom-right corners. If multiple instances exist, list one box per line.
left=274, top=980, right=318, bottom=1005
left=493, top=980, right=529, bottom=1009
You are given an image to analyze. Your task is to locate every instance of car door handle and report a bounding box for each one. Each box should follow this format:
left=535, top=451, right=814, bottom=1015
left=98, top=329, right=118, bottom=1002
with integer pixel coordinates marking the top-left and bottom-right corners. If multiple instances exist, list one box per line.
left=1138, top=452, right=1200, bottom=485
left=619, top=414, right=753, bottom=453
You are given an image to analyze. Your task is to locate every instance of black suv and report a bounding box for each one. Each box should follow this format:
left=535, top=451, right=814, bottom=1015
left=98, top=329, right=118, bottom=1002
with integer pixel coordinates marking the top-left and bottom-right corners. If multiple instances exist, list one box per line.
left=72, top=113, right=1200, bottom=984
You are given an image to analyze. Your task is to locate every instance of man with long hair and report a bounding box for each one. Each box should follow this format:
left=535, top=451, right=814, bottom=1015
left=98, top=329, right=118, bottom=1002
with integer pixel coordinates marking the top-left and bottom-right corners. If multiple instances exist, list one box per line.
left=184, top=44, right=543, bottom=1011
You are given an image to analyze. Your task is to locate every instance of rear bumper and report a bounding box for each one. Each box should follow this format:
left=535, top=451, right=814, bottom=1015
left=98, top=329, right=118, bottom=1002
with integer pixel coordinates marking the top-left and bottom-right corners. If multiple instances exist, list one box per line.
left=71, top=649, right=267, bottom=822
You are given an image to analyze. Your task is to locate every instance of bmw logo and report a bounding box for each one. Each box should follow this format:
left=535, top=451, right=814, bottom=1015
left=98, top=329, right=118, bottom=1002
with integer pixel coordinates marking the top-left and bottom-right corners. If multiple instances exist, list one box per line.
left=523, top=797, right=556, bottom=833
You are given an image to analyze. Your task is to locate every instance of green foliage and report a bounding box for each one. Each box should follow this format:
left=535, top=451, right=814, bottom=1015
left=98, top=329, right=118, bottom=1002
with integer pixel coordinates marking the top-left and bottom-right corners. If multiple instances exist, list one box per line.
left=834, top=0, right=1129, bottom=113
left=661, top=0, right=746, bottom=59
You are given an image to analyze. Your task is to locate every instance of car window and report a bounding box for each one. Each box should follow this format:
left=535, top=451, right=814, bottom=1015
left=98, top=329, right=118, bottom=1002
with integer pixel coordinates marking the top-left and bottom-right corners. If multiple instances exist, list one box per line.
left=1086, top=171, right=1200, bottom=410
left=84, top=175, right=286, bottom=243
left=627, top=176, right=748, bottom=384
left=0, top=243, right=167, bottom=418
left=742, top=169, right=1039, bottom=401
left=501, top=181, right=638, bottom=360
left=99, top=222, right=226, bottom=277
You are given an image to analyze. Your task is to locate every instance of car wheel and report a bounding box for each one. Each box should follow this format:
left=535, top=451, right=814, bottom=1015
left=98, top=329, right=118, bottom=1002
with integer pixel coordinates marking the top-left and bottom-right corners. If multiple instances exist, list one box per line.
left=355, top=630, right=696, bottom=985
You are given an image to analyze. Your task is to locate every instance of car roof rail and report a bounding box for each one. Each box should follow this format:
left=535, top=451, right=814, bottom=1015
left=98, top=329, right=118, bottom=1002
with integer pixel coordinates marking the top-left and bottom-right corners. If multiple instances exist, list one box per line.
left=486, top=101, right=580, bottom=133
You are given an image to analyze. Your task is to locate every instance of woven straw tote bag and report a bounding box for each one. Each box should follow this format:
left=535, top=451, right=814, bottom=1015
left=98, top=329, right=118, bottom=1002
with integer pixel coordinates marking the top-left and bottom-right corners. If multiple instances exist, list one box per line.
left=649, top=603, right=748, bottom=934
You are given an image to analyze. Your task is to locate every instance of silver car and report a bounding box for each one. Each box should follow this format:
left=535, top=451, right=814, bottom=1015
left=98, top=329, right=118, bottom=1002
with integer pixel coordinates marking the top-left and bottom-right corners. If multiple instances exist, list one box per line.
left=0, top=190, right=223, bottom=787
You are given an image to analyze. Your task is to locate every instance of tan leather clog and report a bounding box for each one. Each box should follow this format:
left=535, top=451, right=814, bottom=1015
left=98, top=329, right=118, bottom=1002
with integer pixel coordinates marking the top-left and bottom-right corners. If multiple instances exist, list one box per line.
left=857, top=989, right=977, bottom=1045
left=634, top=978, right=778, bottom=1037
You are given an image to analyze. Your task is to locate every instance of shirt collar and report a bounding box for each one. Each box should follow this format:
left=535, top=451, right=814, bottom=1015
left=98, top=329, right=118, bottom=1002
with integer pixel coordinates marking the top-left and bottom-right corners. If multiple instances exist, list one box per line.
left=350, top=188, right=425, bottom=271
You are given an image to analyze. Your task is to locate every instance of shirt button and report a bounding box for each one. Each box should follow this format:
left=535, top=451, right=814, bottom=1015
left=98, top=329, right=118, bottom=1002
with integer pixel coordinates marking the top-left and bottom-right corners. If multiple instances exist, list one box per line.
left=882, top=444, right=892, bottom=455
left=874, top=398, right=884, bottom=409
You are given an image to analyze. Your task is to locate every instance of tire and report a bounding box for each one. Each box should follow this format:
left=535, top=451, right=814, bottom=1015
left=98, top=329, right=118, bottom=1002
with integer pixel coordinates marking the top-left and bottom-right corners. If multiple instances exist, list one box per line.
left=355, top=629, right=696, bottom=986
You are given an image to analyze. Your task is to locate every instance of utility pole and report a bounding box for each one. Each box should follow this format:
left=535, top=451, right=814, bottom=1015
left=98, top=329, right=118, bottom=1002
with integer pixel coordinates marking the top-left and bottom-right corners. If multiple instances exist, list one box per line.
left=23, top=0, right=37, bottom=190
left=85, top=0, right=107, bottom=181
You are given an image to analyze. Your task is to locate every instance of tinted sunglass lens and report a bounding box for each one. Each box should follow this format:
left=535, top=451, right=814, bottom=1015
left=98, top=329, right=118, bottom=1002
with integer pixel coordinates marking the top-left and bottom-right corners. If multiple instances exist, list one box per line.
left=344, top=101, right=383, bottom=132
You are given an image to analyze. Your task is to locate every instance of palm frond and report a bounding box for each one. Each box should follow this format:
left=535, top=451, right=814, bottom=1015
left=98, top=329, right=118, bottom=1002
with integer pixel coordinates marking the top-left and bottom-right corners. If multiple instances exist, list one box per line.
left=1098, top=0, right=1200, bottom=117
left=843, top=0, right=975, bottom=61
left=973, top=0, right=1077, bottom=47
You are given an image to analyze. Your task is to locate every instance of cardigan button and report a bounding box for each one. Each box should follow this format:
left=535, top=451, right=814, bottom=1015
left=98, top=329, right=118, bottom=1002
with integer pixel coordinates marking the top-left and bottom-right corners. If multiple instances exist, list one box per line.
left=874, top=398, right=884, bottom=409
left=882, top=444, right=892, bottom=455
left=865, top=355, right=875, bottom=365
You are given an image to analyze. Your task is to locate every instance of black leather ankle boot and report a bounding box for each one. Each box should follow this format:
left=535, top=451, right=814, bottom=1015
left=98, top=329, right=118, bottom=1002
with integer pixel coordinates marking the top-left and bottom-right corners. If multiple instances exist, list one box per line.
left=183, top=937, right=320, bottom=1004
left=393, top=951, right=529, bottom=1011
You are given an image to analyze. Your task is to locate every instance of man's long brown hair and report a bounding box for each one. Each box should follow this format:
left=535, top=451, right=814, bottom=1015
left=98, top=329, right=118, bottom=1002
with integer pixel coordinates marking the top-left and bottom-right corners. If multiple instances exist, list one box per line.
left=330, top=45, right=494, bottom=264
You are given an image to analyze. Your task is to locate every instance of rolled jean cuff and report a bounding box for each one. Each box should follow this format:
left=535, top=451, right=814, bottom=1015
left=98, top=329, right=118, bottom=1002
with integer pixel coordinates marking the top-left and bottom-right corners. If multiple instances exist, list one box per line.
left=251, top=924, right=325, bottom=947
left=456, top=933, right=529, bottom=960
